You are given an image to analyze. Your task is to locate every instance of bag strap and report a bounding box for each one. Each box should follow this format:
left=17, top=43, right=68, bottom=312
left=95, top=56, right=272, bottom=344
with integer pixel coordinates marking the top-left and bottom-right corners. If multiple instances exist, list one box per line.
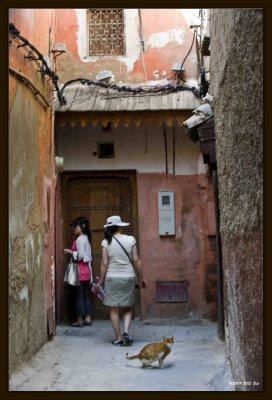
left=113, top=236, right=133, bottom=264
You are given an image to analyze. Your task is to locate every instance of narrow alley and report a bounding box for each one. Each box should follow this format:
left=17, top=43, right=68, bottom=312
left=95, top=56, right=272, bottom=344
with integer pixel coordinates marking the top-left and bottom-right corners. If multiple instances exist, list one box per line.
left=9, top=319, right=232, bottom=391
left=9, top=8, right=263, bottom=392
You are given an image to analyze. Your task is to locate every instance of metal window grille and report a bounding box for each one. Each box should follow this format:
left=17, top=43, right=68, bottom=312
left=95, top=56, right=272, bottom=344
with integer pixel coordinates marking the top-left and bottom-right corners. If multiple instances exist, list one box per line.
left=87, top=9, right=125, bottom=56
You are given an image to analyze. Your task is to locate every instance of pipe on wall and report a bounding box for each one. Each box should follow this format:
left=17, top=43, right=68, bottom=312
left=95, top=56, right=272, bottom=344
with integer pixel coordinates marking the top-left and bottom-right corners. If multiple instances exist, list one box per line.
left=138, top=9, right=147, bottom=83
left=173, top=124, right=176, bottom=175
left=9, top=66, right=50, bottom=108
left=163, top=123, right=168, bottom=174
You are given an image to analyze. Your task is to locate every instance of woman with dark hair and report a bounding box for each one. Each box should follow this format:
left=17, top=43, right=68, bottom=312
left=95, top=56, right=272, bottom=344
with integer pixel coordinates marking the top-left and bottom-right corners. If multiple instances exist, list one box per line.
left=64, top=216, right=93, bottom=327
left=96, top=216, right=146, bottom=346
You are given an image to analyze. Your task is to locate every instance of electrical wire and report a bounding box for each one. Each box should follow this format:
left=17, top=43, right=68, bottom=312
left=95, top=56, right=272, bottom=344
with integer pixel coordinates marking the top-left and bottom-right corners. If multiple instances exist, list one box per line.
left=9, top=22, right=65, bottom=105
left=59, top=78, right=202, bottom=103
left=9, top=22, right=203, bottom=106
left=180, top=28, right=197, bottom=71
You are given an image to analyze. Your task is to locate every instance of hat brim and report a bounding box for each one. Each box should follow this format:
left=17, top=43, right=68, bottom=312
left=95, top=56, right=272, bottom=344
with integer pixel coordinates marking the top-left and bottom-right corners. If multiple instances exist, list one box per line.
left=104, top=222, right=130, bottom=228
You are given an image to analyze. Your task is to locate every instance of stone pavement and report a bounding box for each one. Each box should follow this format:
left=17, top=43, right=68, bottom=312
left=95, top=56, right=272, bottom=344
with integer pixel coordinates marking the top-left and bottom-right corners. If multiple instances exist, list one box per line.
left=9, top=319, right=233, bottom=391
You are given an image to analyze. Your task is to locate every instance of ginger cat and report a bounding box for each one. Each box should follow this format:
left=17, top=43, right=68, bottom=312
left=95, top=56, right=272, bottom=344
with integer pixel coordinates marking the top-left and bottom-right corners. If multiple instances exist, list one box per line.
left=126, top=336, right=174, bottom=368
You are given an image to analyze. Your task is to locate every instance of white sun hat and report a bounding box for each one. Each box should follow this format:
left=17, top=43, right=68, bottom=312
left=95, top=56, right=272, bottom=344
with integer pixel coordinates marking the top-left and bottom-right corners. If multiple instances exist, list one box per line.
left=104, top=215, right=130, bottom=228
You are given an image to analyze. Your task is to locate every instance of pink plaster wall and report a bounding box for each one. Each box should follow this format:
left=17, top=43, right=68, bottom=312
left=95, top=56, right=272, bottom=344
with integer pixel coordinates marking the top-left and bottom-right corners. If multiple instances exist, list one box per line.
left=9, top=8, right=57, bottom=372
left=137, top=173, right=210, bottom=319
left=9, top=9, right=55, bottom=57
left=54, top=9, right=198, bottom=84
left=55, top=176, right=65, bottom=323
left=131, top=9, right=198, bottom=82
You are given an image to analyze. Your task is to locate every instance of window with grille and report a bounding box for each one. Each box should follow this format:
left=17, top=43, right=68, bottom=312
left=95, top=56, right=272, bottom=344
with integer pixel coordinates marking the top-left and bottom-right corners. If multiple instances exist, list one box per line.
left=87, top=9, right=125, bottom=56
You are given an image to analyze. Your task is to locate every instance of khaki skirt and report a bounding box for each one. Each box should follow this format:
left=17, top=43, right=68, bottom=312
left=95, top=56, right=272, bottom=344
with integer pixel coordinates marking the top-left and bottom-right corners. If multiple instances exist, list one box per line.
left=103, top=276, right=136, bottom=307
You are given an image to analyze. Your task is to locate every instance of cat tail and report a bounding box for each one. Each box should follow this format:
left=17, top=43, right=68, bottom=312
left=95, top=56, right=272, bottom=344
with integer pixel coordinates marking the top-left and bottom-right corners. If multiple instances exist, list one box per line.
left=126, top=352, right=140, bottom=360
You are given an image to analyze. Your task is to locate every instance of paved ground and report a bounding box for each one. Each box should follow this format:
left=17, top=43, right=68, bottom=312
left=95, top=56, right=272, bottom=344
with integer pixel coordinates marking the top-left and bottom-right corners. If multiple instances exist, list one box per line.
left=9, top=319, right=233, bottom=391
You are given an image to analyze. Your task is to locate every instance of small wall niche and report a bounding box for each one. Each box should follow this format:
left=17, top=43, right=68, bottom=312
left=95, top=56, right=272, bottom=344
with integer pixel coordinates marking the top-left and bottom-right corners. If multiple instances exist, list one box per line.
left=97, top=142, right=115, bottom=158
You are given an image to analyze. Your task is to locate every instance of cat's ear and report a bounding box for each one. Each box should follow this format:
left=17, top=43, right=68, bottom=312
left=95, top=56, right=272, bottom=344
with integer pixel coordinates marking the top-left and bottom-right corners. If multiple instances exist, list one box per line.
left=172, top=336, right=174, bottom=341
left=162, top=336, right=166, bottom=340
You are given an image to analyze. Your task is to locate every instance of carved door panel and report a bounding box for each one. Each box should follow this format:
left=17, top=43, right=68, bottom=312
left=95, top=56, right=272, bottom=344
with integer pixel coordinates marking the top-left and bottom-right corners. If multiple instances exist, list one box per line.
left=61, top=171, right=138, bottom=319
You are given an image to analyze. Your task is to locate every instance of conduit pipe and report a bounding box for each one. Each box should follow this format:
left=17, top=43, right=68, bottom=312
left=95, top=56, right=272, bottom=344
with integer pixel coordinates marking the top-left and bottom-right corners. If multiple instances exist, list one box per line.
left=9, top=66, right=50, bottom=108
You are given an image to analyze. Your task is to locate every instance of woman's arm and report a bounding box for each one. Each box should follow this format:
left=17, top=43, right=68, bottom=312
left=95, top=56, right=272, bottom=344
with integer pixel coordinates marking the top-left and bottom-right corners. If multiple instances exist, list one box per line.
left=132, top=245, right=147, bottom=288
left=98, top=247, right=109, bottom=286
left=64, top=249, right=73, bottom=255
left=64, top=248, right=78, bottom=261
left=64, top=241, right=77, bottom=260
left=132, top=244, right=142, bottom=275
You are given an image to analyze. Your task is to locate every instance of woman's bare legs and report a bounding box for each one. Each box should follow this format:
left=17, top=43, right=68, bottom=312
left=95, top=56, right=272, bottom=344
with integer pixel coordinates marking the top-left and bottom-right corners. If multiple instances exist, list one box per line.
left=109, top=307, right=122, bottom=340
left=122, top=307, right=132, bottom=334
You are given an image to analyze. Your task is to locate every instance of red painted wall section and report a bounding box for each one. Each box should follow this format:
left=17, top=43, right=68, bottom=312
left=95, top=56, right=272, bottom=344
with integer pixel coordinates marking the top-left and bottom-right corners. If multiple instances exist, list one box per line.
left=55, top=176, right=65, bottom=323
left=9, top=9, right=55, bottom=103
left=141, top=9, right=186, bottom=35
left=137, top=173, right=210, bottom=319
left=54, top=9, right=198, bottom=84
left=9, top=9, right=55, bottom=56
left=42, top=175, right=57, bottom=329
left=55, top=9, right=79, bottom=60
left=134, top=9, right=198, bottom=81
left=9, top=8, right=57, bottom=372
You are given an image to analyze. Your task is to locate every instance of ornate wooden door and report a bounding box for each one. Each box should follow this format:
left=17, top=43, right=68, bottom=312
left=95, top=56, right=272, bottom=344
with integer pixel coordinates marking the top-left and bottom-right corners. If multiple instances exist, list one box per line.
left=61, top=171, right=138, bottom=319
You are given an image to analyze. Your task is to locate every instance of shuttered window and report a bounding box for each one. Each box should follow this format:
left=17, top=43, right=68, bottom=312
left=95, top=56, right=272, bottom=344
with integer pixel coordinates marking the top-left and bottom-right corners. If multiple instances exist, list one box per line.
left=87, top=9, right=125, bottom=56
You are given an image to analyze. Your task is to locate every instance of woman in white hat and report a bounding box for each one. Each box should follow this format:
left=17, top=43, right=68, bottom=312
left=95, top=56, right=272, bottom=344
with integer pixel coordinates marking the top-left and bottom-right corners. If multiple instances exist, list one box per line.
left=97, top=216, right=146, bottom=346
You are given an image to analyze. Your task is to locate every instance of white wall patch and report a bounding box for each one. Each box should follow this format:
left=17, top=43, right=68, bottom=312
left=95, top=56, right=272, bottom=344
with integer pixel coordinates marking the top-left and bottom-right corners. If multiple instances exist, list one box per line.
left=147, top=28, right=186, bottom=49
left=19, top=285, right=29, bottom=303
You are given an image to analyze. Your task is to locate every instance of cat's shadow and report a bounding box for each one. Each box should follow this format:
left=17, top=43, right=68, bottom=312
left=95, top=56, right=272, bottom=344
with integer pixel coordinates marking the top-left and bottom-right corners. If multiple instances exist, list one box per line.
left=126, top=362, right=174, bottom=369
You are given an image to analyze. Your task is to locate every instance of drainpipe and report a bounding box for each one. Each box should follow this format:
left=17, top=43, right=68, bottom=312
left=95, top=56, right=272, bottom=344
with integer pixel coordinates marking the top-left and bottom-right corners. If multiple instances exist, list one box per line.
left=138, top=9, right=147, bottom=83
left=173, top=125, right=176, bottom=175
left=163, top=124, right=168, bottom=174
left=138, top=9, right=145, bottom=52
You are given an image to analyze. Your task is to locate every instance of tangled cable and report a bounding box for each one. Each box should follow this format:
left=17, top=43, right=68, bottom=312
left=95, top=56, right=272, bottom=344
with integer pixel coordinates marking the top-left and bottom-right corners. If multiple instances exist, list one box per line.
left=9, top=23, right=66, bottom=105
left=9, top=22, right=205, bottom=106
left=58, top=78, right=202, bottom=101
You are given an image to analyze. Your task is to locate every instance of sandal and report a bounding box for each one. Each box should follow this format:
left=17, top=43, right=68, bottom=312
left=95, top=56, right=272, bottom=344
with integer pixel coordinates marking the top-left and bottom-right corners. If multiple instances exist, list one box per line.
left=70, top=322, right=84, bottom=327
left=84, top=321, right=92, bottom=326
left=123, top=332, right=133, bottom=346
left=112, top=339, right=123, bottom=346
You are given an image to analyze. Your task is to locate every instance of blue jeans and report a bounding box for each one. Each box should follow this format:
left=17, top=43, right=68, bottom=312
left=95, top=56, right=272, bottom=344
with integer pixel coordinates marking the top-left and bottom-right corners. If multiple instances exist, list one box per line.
left=75, top=280, right=92, bottom=317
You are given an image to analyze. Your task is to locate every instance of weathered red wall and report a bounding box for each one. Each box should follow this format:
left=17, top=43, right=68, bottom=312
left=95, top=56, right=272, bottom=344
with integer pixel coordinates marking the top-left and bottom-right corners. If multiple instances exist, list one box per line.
left=9, top=9, right=55, bottom=56
left=9, top=8, right=56, bottom=374
left=131, top=9, right=198, bottom=82
left=137, top=173, right=211, bottom=319
left=55, top=175, right=65, bottom=323
left=54, top=9, right=198, bottom=84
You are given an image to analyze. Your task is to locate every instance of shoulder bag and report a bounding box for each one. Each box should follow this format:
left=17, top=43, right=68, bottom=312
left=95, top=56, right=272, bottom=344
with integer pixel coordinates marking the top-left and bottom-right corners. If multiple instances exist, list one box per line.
left=113, top=236, right=140, bottom=289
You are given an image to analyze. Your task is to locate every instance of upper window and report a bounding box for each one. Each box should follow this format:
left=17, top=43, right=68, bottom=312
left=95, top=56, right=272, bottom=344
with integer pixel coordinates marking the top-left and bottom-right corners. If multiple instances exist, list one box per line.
left=87, top=9, right=125, bottom=56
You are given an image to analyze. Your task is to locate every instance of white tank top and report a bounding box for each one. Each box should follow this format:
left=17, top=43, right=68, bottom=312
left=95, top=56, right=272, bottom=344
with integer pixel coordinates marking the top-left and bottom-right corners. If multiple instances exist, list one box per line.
left=101, top=234, right=136, bottom=278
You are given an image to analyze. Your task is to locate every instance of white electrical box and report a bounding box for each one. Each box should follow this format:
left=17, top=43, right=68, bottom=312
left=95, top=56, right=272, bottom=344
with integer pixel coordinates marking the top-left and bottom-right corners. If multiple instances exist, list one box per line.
left=158, top=191, right=175, bottom=236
